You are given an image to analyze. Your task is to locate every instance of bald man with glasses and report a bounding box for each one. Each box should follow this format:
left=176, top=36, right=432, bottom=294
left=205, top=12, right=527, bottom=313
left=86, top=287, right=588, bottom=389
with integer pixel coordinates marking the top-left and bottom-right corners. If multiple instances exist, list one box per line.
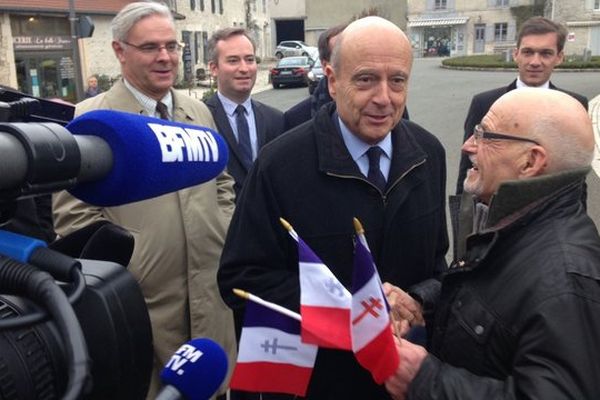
left=384, top=88, right=600, bottom=400
left=53, top=2, right=237, bottom=399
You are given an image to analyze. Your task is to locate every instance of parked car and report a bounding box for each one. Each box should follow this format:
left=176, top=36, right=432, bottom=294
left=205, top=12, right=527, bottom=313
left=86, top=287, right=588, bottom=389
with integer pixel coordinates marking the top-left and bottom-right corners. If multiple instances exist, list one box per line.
left=306, top=57, right=324, bottom=95
left=270, top=56, right=314, bottom=89
left=274, top=40, right=318, bottom=60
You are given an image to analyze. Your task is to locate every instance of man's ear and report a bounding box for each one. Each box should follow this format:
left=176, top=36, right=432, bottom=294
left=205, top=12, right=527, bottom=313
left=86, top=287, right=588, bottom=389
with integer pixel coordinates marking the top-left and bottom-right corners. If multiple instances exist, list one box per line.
left=556, top=50, right=565, bottom=66
left=325, top=64, right=336, bottom=100
left=112, top=41, right=125, bottom=63
left=208, top=61, right=218, bottom=78
left=520, top=145, right=548, bottom=177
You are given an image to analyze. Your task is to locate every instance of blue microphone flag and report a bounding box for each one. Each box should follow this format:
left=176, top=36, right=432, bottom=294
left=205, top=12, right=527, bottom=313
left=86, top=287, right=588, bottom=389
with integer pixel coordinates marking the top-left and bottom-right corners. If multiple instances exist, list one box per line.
left=160, top=337, right=228, bottom=400
left=66, top=110, right=229, bottom=207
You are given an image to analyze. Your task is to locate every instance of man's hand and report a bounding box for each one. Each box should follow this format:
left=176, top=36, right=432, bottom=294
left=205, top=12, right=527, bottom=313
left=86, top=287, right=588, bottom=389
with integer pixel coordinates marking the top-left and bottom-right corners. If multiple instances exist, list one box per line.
left=383, top=282, right=425, bottom=337
left=384, top=336, right=428, bottom=400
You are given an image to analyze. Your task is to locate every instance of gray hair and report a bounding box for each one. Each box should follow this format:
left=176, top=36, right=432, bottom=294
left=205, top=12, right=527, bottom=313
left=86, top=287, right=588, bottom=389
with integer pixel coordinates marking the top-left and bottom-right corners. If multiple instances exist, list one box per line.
left=532, top=116, right=594, bottom=172
left=206, top=28, right=256, bottom=64
left=111, top=1, right=174, bottom=42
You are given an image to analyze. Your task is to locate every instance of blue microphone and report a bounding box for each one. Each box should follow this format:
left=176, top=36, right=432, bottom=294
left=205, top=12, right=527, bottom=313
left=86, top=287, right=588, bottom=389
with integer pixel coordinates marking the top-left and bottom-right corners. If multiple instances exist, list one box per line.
left=66, top=110, right=229, bottom=207
left=156, top=338, right=228, bottom=400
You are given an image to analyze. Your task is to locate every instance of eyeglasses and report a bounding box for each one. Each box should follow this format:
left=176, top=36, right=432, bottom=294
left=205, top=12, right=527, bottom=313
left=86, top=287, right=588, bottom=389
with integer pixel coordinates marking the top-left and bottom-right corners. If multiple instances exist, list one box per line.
left=121, top=40, right=184, bottom=54
left=472, top=124, right=540, bottom=146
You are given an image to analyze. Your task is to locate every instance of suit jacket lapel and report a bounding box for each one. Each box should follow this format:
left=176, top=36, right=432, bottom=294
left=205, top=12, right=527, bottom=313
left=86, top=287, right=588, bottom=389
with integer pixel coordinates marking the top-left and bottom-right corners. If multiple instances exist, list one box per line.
left=251, top=100, right=267, bottom=149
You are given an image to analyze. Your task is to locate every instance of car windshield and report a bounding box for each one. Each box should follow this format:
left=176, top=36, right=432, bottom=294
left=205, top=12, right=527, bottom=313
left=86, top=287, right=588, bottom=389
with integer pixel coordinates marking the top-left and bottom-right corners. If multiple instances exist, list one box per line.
left=278, top=57, right=308, bottom=66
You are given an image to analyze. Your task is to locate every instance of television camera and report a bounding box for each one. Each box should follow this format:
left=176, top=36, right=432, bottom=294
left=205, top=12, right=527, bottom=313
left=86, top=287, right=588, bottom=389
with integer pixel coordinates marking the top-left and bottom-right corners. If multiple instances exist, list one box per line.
left=0, top=87, right=152, bottom=400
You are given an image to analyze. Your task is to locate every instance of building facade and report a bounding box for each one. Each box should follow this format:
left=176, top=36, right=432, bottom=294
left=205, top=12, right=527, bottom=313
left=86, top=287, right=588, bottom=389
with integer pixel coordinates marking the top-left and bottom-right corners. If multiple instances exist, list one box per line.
left=0, top=1, right=129, bottom=102
left=549, top=0, right=600, bottom=56
left=407, top=0, right=600, bottom=58
left=407, top=0, right=531, bottom=58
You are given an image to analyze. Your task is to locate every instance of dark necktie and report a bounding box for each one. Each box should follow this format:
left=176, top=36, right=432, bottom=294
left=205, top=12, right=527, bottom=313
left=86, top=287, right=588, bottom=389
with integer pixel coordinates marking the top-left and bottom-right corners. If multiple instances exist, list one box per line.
left=156, top=101, right=169, bottom=120
left=235, top=104, right=253, bottom=169
left=367, top=146, right=386, bottom=193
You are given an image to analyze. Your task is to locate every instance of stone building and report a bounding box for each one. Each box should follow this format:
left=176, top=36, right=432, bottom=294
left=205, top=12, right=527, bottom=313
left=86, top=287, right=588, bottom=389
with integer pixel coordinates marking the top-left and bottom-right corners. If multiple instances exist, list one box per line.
left=406, top=0, right=600, bottom=58
left=407, top=0, right=532, bottom=58
left=547, top=0, right=600, bottom=56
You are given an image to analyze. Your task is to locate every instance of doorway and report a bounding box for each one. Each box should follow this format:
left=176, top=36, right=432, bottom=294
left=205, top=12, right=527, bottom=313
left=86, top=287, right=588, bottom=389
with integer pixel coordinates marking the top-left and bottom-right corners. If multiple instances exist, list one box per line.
left=474, top=24, right=485, bottom=53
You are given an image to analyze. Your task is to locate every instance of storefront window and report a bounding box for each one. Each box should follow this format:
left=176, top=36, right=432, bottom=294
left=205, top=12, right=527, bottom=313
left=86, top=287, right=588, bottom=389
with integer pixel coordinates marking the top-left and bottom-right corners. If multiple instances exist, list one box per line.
left=424, top=27, right=451, bottom=57
left=11, top=15, right=76, bottom=102
left=15, top=54, right=76, bottom=102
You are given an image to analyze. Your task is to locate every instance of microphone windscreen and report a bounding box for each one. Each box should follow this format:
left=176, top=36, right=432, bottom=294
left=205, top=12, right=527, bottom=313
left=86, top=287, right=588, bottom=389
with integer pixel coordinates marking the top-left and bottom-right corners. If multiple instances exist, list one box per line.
left=160, top=338, right=228, bottom=400
left=66, top=110, right=229, bottom=207
left=80, top=222, right=135, bottom=267
left=49, top=220, right=111, bottom=258
left=49, top=220, right=135, bottom=267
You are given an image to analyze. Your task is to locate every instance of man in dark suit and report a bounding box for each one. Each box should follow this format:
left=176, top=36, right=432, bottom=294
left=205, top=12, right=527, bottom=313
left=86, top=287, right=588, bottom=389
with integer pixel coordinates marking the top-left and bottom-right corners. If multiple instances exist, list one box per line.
left=204, top=28, right=285, bottom=197
left=283, top=24, right=346, bottom=131
left=456, top=16, right=588, bottom=194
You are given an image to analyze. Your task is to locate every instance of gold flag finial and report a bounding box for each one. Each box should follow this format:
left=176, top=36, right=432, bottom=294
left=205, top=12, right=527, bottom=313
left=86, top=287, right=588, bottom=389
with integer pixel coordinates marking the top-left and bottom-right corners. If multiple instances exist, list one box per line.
left=279, top=217, right=293, bottom=232
left=233, top=288, right=249, bottom=300
left=353, top=217, right=365, bottom=234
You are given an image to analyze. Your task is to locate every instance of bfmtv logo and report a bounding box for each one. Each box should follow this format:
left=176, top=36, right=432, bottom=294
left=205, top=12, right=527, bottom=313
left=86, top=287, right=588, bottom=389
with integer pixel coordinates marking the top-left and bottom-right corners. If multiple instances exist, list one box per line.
left=147, top=122, right=221, bottom=163
left=165, top=343, right=204, bottom=376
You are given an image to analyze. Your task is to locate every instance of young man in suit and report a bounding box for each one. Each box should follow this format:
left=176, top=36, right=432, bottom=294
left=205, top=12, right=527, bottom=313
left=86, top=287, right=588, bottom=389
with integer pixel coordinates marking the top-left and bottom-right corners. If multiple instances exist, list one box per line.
left=204, top=28, right=285, bottom=197
left=456, top=16, right=588, bottom=194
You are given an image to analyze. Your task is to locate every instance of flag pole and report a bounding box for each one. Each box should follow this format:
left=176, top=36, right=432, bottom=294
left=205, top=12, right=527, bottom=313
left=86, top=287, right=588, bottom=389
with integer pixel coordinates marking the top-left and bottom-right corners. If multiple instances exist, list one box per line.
left=233, top=288, right=302, bottom=321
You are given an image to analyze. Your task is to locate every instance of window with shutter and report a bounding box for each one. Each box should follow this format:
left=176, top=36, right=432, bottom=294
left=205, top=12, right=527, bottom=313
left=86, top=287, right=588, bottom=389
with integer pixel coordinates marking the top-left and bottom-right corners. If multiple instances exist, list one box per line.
left=494, top=23, right=508, bottom=41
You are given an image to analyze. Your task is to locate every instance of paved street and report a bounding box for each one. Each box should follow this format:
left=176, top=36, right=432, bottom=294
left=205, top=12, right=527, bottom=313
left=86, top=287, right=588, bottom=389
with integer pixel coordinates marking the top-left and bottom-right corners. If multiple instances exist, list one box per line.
left=253, top=58, right=600, bottom=255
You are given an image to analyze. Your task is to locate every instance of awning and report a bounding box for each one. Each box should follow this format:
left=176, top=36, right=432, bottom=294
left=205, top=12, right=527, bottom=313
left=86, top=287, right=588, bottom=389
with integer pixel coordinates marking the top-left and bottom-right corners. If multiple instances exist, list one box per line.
left=408, top=17, right=469, bottom=28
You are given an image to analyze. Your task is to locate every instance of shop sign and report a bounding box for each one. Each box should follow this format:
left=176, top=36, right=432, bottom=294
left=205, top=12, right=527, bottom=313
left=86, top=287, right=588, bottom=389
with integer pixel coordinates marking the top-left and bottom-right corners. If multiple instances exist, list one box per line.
left=13, top=36, right=72, bottom=51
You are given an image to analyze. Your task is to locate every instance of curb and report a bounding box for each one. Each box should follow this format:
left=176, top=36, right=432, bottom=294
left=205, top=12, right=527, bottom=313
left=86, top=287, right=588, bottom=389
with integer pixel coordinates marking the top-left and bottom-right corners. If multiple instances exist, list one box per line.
left=440, top=65, right=600, bottom=72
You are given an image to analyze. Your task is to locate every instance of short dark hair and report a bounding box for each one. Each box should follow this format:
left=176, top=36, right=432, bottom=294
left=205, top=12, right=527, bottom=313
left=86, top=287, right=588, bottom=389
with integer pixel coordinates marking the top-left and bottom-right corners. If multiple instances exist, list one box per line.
left=317, top=23, right=347, bottom=63
left=517, top=17, right=567, bottom=53
left=207, top=27, right=256, bottom=64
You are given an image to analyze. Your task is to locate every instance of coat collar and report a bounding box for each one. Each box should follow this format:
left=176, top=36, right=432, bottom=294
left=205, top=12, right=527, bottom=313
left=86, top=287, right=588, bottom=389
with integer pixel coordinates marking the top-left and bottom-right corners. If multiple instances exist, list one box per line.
left=102, top=80, right=199, bottom=124
left=451, top=168, right=589, bottom=264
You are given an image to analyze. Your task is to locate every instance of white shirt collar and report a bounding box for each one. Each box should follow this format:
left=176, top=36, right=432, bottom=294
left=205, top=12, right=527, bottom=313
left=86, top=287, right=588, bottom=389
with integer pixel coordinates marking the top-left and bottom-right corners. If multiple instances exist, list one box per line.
left=516, top=77, right=550, bottom=89
left=123, top=79, right=173, bottom=119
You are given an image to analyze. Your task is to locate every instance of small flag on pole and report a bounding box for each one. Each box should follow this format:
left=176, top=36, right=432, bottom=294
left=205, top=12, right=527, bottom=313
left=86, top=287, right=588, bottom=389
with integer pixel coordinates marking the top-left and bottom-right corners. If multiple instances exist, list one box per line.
left=351, top=218, right=399, bottom=384
left=230, top=291, right=318, bottom=397
left=280, top=218, right=352, bottom=350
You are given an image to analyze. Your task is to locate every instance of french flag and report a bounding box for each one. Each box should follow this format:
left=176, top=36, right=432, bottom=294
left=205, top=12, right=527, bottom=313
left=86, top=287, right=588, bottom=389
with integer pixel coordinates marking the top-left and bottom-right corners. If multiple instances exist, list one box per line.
left=298, top=236, right=352, bottom=350
left=351, top=233, right=399, bottom=384
left=230, top=300, right=318, bottom=396
left=280, top=218, right=352, bottom=350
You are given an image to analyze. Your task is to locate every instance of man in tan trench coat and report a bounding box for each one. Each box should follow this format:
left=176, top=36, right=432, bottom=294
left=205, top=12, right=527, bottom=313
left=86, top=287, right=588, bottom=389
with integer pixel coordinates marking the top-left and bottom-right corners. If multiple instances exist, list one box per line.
left=53, top=2, right=236, bottom=398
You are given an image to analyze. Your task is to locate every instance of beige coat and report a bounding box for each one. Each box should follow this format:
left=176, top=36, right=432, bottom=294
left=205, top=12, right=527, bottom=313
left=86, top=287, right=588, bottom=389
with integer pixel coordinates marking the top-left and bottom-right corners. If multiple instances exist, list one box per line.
left=53, top=80, right=236, bottom=398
